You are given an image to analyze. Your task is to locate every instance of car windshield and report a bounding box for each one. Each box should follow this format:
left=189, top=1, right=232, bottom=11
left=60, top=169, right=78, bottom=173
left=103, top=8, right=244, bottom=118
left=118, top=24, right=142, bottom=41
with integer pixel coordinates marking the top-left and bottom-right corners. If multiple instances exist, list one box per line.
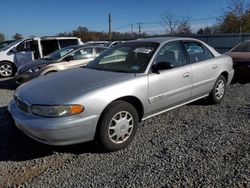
left=86, top=42, right=159, bottom=73
left=42, top=46, right=76, bottom=61
left=231, top=41, right=250, bottom=52
left=1, top=39, right=22, bottom=51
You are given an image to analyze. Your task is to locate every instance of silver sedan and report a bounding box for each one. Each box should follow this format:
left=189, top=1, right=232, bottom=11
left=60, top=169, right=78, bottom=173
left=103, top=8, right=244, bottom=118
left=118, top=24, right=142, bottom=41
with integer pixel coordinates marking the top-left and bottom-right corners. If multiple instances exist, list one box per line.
left=9, top=37, right=234, bottom=151
left=15, top=45, right=108, bottom=84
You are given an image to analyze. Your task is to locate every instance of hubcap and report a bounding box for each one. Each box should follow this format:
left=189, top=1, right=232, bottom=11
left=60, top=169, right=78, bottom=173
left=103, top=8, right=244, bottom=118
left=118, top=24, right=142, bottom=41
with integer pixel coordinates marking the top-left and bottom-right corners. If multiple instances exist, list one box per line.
left=215, top=80, right=225, bottom=99
left=0, top=64, right=12, bottom=77
left=108, top=111, right=134, bottom=144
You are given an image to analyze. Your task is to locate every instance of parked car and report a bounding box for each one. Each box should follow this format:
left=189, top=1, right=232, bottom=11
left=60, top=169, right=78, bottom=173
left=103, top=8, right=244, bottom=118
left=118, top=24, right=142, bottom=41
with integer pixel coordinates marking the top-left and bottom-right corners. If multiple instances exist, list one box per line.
left=15, top=45, right=108, bottom=84
left=0, top=40, right=15, bottom=50
left=0, top=37, right=83, bottom=77
left=226, top=40, right=250, bottom=76
left=8, top=37, right=234, bottom=151
left=84, top=41, right=123, bottom=48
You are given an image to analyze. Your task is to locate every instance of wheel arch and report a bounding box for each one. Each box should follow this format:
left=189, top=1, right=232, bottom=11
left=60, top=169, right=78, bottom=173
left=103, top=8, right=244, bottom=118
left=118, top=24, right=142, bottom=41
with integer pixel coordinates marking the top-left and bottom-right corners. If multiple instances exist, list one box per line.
left=220, top=71, right=229, bottom=83
left=94, top=95, right=144, bottom=142
left=0, top=60, right=16, bottom=68
left=112, top=96, right=144, bottom=121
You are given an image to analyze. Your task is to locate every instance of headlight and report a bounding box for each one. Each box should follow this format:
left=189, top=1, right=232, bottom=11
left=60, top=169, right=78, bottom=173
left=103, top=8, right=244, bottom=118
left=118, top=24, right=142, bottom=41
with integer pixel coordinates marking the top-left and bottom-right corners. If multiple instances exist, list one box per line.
left=31, top=105, right=84, bottom=117
left=27, top=67, right=41, bottom=73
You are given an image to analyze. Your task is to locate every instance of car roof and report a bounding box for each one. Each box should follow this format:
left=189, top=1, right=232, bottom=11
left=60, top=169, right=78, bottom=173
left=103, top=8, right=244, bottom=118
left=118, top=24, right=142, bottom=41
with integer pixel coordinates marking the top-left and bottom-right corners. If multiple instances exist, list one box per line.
left=129, top=37, right=201, bottom=44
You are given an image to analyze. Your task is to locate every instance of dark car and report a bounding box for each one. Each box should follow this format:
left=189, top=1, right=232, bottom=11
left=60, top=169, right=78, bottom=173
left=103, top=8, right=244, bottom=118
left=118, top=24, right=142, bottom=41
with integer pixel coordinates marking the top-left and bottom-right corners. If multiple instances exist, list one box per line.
left=227, top=40, right=250, bottom=76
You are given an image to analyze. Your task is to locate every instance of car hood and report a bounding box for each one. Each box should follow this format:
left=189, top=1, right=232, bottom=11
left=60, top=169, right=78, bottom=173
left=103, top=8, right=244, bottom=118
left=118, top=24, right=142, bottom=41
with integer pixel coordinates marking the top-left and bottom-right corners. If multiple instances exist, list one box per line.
left=226, top=51, right=250, bottom=61
left=18, top=59, right=53, bottom=73
left=16, top=68, right=135, bottom=104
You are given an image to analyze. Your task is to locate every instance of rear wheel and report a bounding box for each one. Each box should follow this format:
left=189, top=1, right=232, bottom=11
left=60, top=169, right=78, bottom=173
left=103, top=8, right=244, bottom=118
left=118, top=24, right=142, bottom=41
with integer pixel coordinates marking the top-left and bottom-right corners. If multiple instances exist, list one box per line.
left=0, top=62, right=16, bottom=77
left=98, top=101, right=139, bottom=151
left=208, top=75, right=227, bottom=104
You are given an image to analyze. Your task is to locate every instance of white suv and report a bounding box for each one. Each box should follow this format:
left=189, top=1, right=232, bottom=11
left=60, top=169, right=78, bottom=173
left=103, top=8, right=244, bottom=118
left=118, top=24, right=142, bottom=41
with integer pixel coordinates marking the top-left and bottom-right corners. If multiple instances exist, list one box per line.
left=0, top=37, right=83, bottom=77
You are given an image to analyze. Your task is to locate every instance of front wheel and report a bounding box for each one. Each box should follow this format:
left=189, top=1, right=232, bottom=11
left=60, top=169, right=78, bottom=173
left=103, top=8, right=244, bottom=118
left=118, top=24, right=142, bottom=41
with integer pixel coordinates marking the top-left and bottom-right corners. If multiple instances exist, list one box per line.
left=0, top=62, right=16, bottom=77
left=208, top=75, right=227, bottom=104
left=98, top=101, right=139, bottom=152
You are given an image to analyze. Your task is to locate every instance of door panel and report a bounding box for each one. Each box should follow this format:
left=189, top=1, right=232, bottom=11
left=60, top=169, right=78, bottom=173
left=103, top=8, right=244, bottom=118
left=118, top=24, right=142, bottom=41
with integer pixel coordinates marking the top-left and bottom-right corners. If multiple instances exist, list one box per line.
left=148, top=66, right=192, bottom=114
left=148, top=41, right=192, bottom=114
left=182, top=41, right=218, bottom=98
left=191, top=59, right=217, bottom=97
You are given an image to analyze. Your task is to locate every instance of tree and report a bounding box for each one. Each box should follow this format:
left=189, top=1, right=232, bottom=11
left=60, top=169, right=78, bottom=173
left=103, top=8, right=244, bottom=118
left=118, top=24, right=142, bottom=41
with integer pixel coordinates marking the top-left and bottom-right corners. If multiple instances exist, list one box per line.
left=197, top=28, right=204, bottom=34
left=58, top=26, right=141, bottom=42
left=72, top=27, right=92, bottom=42
left=57, top=32, right=73, bottom=37
left=177, top=19, right=192, bottom=34
left=197, top=26, right=212, bottom=34
left=160, top=12, right=191, bottom=35
left=12, top=33, right=23, bottom=40
left=0, top=33, right=5, bottom=42
left=218, top=0, right=250, bottom=33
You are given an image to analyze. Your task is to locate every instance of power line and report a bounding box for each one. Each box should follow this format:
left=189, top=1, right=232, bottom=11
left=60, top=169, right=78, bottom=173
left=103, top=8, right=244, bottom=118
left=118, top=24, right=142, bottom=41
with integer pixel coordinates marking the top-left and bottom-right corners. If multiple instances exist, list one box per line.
left=114, top=16, right=218, bottom=31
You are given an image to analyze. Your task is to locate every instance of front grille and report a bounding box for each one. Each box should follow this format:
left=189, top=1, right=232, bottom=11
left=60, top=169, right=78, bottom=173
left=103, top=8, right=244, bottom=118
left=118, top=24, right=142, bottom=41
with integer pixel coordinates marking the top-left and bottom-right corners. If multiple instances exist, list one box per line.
left=15, top=95, right=29, bottom=113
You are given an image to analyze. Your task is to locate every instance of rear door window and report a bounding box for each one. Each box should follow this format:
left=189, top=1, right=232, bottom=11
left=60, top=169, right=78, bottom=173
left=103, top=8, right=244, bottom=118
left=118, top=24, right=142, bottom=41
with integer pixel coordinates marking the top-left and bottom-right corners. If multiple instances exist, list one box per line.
left=95, top=48, right=107, bottom=56
left=183, top=42, right=214, bottom=63
left=72, top=48, right=93, bottom=60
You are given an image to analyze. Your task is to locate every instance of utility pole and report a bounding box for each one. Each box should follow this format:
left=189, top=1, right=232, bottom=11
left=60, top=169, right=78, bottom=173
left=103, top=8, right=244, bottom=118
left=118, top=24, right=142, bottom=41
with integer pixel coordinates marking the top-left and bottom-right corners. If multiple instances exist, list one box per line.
left=109, top=13, right=112, bottom=41
left=131, top=24, right=133, bottom=33
left=239, top=13, right=243, bottom=42
left=138, top=23, right=142, bottom=37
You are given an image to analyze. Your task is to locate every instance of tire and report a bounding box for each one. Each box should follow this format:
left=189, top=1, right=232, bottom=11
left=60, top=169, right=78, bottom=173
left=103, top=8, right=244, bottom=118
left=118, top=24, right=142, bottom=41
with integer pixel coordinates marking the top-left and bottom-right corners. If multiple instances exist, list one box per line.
left=208, top=75, right=227, bottom=104
left=0, top=62, right=16, bottom=78
left=98, top=101, right=139, bottom=152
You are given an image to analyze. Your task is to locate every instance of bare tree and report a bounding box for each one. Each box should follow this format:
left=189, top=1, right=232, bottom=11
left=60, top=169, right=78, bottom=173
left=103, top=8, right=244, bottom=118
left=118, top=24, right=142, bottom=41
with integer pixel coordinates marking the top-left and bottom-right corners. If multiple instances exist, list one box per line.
left=177, top=19, right=191, bottom=34
left=12, top=33, right=23, bottom=40
left=160, top=12, right=191, bottom=35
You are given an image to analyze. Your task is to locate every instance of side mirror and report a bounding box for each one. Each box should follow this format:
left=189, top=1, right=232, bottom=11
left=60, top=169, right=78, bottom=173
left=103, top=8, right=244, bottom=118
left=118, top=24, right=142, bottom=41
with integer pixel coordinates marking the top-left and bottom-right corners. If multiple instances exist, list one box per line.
left=64, top=55, right=74, bottom=62
left=152, top=61, right=174, bottom=74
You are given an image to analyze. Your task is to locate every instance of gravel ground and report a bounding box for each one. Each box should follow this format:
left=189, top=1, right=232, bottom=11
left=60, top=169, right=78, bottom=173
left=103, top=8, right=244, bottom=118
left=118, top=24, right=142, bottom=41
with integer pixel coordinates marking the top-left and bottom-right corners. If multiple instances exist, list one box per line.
left=0, top=77, right=249, bottom=187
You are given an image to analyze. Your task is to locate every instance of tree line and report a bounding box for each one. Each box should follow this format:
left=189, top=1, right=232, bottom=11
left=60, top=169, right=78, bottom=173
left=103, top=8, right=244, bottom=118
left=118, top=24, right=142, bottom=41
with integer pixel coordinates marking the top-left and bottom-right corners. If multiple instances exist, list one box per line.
left=0, top=0, right=249, bottom=42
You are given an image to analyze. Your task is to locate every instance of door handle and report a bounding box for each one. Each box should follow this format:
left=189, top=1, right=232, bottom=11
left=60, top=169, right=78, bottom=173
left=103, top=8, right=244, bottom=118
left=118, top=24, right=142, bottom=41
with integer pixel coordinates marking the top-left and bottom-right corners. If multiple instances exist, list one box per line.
left=183, top=72, right=190, bottom=78
left=213, top=65, right=218, bottom=69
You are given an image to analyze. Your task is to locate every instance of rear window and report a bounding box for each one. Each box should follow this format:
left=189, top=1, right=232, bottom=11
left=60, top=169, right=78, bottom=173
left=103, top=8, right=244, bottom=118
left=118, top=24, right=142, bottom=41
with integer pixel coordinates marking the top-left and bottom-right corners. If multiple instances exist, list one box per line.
left=59, top=39, right=78, bottom=48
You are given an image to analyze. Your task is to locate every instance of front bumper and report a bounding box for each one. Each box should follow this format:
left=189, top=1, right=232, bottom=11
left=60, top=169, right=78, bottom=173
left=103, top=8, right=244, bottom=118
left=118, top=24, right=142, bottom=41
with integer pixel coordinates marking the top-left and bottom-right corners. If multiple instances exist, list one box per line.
left=8, top=100, right=99, bottom=146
